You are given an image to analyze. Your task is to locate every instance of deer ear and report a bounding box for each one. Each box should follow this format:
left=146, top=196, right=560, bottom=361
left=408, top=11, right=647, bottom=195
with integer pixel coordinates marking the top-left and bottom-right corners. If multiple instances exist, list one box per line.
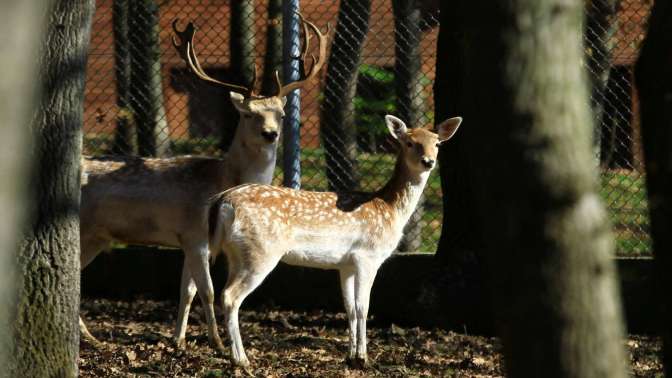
left=436, top=117, right=462, bottom=144
left=230, top=92, right=247, bottom=113
left=385, top=115, right=407, bottom=140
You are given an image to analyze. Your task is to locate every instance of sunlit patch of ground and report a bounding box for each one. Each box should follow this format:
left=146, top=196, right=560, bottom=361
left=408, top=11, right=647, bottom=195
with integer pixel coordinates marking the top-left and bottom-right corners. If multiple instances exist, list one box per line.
left=79, top=299, right=661, bottom=377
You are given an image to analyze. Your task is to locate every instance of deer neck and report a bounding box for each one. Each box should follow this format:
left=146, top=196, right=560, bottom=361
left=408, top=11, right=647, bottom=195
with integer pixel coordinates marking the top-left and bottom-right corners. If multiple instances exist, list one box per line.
left=225, top=126, right=277, bottom=185
left=379, top=155, right=429, bottom=226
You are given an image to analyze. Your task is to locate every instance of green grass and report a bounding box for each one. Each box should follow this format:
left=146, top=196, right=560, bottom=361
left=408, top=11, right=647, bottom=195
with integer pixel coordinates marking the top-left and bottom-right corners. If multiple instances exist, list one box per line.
left=83, top=136, right=652, bottom=256
left=600, top=170, right=651, bottom=256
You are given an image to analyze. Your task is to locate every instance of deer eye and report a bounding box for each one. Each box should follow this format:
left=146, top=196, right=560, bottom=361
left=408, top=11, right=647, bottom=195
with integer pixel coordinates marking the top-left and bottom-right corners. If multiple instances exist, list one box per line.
left=406, top=141, right=413, bottom=148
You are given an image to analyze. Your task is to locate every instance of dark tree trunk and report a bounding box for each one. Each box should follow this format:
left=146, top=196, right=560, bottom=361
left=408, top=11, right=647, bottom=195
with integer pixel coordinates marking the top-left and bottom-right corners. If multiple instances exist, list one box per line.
left=0, top=1, right=46, bottom=370
left=393, top=0, right=425, bottom=252
left=11, top=0, right=94, bottom=376
left=585, top=0, right=618, bottom=162
left=112, top=0, right=138, bottom=155
left=393, top=0, right=424, bottom=128
left=111, top=0, right=136, bottom=155
left=321, top=0, right=371, bottom=191
left=434, top=1, right=483, bottom=262
left=443, top=1, right=627, bottom=377
left=600, top=65, right=634, bottom=168
left=634, top=1, right=672, bottom=374
left=261, top=0, right=282, bottom=97
left=223, top=0, right=256, bottom=151
left=230, top=0, right=256, bottom=86
left=129, top=0, right=169, bottom=157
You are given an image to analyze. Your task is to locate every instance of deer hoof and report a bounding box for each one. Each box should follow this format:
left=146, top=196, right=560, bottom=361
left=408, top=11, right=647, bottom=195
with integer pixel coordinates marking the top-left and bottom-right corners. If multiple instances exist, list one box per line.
left=80, top=330, right=104, bottom=347
left=210, top=338, right=227, bottom=356
left=174, top=337, right=186, bottom=349
left=81, top=335, right=104, bottom=348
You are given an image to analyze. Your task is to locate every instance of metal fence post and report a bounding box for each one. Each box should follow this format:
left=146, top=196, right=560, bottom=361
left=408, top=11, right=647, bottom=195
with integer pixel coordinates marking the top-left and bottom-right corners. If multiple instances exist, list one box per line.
left=282, top=0, right=301, bottom=188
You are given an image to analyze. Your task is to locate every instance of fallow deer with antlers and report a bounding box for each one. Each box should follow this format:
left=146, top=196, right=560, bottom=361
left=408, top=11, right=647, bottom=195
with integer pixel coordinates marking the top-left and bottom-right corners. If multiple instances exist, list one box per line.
left=79, top=14, right=329, bottom=354
left=207, top=115, right=462, bottom=366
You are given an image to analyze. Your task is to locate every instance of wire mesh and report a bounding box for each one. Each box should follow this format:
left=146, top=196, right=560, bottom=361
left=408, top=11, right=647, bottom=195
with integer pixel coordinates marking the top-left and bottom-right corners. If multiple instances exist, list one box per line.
left=83, top=0, right=652, bottom=255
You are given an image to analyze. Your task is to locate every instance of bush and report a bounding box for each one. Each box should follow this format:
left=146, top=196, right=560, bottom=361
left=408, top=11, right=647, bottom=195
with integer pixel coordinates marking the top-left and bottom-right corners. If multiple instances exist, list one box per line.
left=354, top=65, right=396, bottom=152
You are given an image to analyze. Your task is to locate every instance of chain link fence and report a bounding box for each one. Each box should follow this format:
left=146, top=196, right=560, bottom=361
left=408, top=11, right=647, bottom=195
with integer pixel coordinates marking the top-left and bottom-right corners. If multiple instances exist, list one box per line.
left=84, top=0, right=652, bottom=255
left=585, top=0, right=652, bottom=255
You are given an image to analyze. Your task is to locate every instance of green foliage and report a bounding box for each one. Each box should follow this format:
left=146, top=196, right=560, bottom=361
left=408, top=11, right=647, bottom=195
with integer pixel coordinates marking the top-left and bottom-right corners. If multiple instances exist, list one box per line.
left=352, top=64, right=435, bottom=149
left=354, top=64, right=396, bottom=139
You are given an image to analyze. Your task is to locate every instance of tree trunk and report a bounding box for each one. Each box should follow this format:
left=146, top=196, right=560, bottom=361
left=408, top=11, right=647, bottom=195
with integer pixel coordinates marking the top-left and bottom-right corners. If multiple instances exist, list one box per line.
left=111, top=0, right=136, bottom=155
left=434, top=1, right=483, bottom=262
left=430, top=1, right=491, bottom=328
left=224, top=0, right=256, bottom=151
left=261, top=0, right=282, bottom=97
left=444, top=1, right=628, bottom=377
left=129, top=0, right=169, bottom=157
left=393, top=0, right=425, bottom=252
left=0, top=1, right=47, bottom=371
left=600, top=65, right=634, bottom=168
left=585, top=0, right=618, bottom=163
left=230, top=0, right=256, bottom=87
left=634, top=1, right=672, bottom=374
left=321, top=0, right=371, bottom=191
left=11, top=1, right=94, bottom=376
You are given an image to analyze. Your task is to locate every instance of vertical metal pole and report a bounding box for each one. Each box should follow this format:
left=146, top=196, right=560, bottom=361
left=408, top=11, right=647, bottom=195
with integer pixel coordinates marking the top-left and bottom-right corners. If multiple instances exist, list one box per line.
left=282, top=0, right=301, bottom=188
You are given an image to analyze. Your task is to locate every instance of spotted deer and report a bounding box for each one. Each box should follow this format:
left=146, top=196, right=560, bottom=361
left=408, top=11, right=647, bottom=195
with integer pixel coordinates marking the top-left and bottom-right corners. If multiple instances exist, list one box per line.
left=207, top=115, right=462, bottom=366
left=79, top=14, right=328, bottom=354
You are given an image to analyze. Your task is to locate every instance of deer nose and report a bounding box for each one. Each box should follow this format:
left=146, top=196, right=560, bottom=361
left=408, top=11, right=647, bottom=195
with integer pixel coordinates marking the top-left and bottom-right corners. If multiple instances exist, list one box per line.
left=421, top=157, right=435, bottom=169
left=261, top=130, right=278, bottom=142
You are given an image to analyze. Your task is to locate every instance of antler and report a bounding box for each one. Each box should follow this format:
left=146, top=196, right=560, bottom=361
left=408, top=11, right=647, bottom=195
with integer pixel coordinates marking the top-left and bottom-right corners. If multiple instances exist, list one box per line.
left=172, top=19, right=257, bottom=97
left=274, top=13, right=330, bottom=98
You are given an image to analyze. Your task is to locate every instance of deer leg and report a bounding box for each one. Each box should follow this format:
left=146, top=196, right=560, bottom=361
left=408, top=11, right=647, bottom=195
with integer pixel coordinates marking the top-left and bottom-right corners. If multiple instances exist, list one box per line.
left=79, top=317, right=103, bottom=347
left=183, top=242, right=224, bottom=355
left=339, top=268, right=357, bottom=360
left=79, top=236, right=109, bottom=346
left=222, top=250, right=280, bottom=367
left=353, top=263, right=378, bottom=367
left=219, top=248, right=239, bottom=314
left=174, top=261, right=197, bottom=348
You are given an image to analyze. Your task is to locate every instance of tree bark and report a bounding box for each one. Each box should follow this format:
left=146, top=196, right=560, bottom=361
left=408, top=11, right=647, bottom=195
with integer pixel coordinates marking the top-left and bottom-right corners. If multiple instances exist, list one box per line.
left=224, top=0, right=256, bottom=151
left=129, top=0, right=169, bottom=157
left=634, top=1, right=672, bottom=374
left=0, top=1, right=47, bottom=371
left=111, top=0, right=136, bottom=155
left=393, top=0, right=426, bottom=252
left=585, top=0, right=618, bottom=162
left=10, top=0, right=94, bottom=376
left=321, top=0, right=371, bottom=191
left=230, top=0, right=257, bottom=87
left=442, top=1, right=628, bottom=377
left=261, top=0, right=282, bottom=97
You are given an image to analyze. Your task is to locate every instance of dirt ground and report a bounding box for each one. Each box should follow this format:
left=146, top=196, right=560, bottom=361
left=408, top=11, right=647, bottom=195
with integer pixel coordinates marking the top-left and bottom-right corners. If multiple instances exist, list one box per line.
left=79, top=299, right=663, bottom=377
